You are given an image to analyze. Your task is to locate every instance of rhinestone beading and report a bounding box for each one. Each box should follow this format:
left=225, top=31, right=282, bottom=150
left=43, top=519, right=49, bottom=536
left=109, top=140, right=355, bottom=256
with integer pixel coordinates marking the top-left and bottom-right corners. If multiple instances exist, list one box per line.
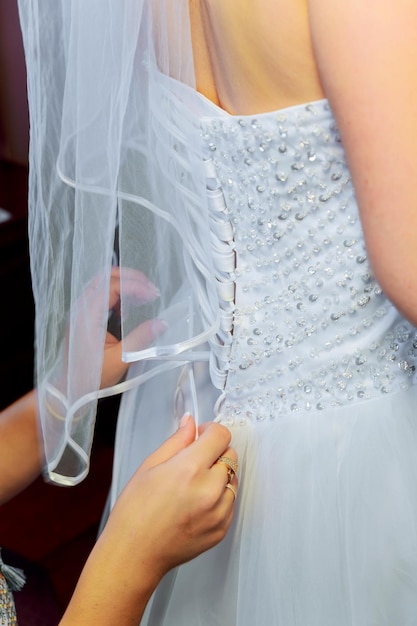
left=0, top=573, right=17, bottom=625
left=201, top=102, right=417, bottom=424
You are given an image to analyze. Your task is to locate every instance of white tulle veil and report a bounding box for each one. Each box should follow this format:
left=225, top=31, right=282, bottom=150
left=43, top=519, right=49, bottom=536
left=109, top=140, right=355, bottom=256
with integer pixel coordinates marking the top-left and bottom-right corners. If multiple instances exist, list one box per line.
left=18, top=0, right=220, bottom=485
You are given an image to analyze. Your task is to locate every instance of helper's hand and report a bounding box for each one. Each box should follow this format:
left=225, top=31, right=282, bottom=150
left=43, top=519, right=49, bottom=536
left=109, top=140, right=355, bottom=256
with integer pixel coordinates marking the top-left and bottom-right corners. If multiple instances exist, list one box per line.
left=101, top=266, right=166, bottom=387
left=69, top=266, right=165, bottom=390
left=104, top=416, right=238, bottom=583
left=60, top=417, right=238, bottom=625
left=119, top=416, right=238, bottom=579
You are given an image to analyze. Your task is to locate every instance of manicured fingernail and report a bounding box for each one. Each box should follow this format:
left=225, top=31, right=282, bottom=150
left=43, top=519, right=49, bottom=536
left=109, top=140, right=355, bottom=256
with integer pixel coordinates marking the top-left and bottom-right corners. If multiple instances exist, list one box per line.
left=179, top=412, right=192, bottom=428
left=153, top=319, right=168, bottom=335
left=147, top=282, right=160, bottom=298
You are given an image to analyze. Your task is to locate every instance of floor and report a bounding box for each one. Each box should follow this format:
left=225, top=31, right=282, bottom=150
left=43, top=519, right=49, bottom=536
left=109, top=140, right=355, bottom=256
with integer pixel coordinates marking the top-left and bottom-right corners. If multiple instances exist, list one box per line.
left=0, top=160, right=119, bottom=622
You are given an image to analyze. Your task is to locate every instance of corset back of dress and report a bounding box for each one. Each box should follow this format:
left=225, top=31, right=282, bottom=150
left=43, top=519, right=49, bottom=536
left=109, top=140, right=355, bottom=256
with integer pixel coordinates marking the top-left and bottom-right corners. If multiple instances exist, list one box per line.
left=197, top=101, right=417, bottom=424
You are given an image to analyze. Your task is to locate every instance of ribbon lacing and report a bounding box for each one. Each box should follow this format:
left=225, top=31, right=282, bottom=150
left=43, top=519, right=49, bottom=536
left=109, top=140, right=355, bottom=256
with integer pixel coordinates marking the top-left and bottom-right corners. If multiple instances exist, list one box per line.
left=203, top=158, right=236, bottom=418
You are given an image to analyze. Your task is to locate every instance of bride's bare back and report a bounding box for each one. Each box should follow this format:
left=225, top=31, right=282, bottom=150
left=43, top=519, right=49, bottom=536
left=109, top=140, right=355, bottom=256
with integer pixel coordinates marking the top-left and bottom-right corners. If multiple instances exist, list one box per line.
left=189, top=0, right=325, bottom=115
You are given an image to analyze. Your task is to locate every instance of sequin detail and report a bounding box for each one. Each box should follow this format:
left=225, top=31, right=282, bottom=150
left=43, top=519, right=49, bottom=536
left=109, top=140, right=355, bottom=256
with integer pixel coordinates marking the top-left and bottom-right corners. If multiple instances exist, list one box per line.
left=201, top=102, right=417, bottom=424
left=0, top=573, right=17, bottom=626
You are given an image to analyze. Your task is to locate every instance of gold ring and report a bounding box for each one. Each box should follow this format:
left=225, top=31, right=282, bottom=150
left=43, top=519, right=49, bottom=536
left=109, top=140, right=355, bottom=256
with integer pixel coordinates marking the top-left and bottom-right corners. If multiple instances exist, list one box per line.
left=217, top=456, right=238, bottom=483
left=225, top=483, right=237, bottom=501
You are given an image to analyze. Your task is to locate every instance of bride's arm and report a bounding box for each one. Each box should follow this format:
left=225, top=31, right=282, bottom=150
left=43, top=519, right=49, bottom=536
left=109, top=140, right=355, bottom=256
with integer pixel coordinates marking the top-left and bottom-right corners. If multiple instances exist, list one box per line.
left=309, top=0, right=417, bottom=325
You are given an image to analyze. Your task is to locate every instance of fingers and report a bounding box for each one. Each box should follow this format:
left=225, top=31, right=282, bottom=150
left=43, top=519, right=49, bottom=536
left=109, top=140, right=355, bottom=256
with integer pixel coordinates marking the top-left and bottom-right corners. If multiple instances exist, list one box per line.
left=74, top=268, right=160, bottom=344
left=140, top=414, right=197, bottom=470
left=138, top=418, right=239, bottom=527
left=77, top=267, right=165, bottom=389
left=101, top=319, right=167, bottom=387
left=211, top=446, right=238, bottom=486
left=122, top=319, right=167, bottom=353
left=189, top=424, right=239, bottom=508
left=188, top=421, right=232, bottom=468
left=108, top=267, right=159, bottom=310
left=141, top=418, right=239, bottom=497
left=100, top=336, right=129, bottom=387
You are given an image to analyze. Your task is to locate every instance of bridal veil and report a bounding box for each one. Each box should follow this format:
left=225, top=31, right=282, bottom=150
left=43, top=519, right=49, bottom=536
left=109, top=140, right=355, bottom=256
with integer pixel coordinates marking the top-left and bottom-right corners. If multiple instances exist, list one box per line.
left=18, top=0, right=220, bottom=484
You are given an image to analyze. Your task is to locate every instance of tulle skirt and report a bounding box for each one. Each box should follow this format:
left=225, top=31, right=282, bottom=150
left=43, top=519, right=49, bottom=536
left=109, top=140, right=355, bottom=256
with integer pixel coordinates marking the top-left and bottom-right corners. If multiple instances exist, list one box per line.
left=111, top=372, right=417, bottom=626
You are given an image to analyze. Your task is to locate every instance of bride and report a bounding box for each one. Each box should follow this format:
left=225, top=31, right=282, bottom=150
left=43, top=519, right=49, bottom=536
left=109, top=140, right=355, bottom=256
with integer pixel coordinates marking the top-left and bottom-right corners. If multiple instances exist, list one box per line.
left=19, top=0, right=417, bottom=624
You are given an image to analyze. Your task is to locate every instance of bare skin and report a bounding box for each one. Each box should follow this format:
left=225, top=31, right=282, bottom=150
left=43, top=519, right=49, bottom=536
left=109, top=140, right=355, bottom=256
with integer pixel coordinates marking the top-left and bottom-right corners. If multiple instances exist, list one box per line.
left=0, top=399, right=238, bottom=625
left=189, top=0, right=325, bottom=115
left=59, top=417, right=237, bottom=625
left=189, top=0, right=417, bottom=328
left=0, top=391, right=42, bottom=503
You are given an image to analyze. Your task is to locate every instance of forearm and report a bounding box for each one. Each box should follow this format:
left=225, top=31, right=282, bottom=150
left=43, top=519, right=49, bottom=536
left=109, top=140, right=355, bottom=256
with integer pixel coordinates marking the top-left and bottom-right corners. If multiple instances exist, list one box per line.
left=0, top=390, right=44, bottom=504
left=60, top=418, right=236, bottom=624
left=59, top=523, right=160, bottom=625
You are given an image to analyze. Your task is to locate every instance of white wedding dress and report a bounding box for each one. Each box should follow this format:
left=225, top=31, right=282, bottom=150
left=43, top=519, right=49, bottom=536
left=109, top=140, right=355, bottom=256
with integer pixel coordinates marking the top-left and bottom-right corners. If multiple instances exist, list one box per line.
left=110, top=84, right=417, bottom=625
left=18, top=2, right=417, bottom=623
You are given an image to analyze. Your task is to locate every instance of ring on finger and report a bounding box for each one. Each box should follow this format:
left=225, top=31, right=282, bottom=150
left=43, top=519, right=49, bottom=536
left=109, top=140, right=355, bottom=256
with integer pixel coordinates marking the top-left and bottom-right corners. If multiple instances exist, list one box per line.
left=217, top=456, right=238, bottom=483
left=225, top=483, right=237, bottom=501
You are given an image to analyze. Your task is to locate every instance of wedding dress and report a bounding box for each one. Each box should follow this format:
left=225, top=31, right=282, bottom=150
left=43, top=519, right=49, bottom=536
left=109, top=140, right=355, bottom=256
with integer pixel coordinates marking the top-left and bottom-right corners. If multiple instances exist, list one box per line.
left=19, top=2, right=417, bottom=624
left=113, top=85, right=417, bottom=626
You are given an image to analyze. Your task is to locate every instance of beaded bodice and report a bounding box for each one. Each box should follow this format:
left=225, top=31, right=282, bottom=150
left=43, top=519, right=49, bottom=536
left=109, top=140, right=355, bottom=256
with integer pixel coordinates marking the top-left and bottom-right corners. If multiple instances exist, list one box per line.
left=200, top=100, right=417, bottom=423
